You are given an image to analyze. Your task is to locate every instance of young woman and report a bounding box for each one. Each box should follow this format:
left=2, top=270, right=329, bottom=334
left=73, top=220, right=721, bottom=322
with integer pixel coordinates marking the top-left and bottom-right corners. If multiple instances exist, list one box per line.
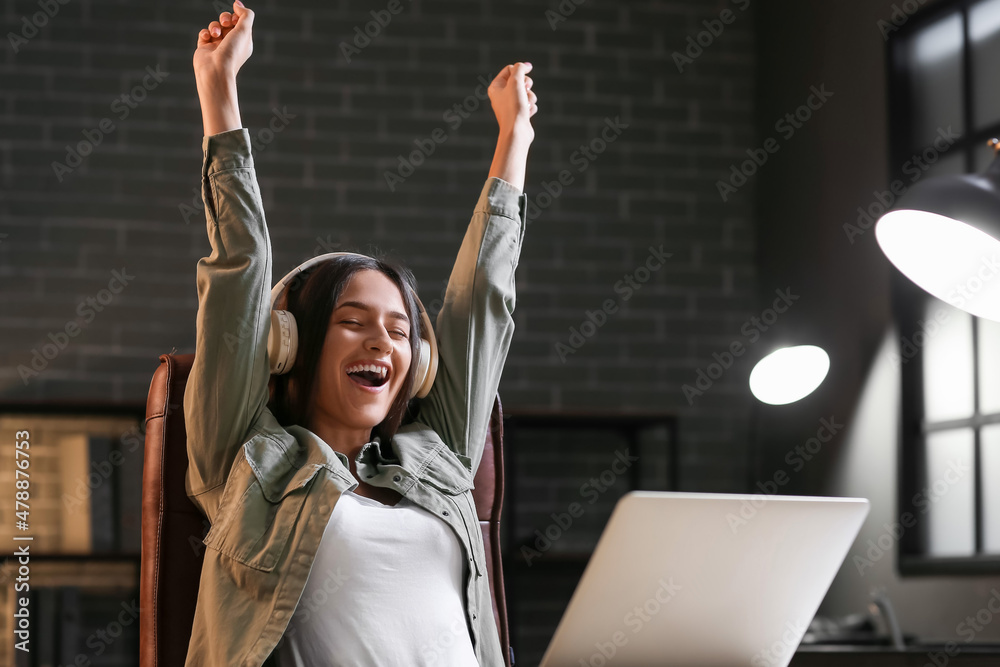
left=183, top=3, right=536, bottom=665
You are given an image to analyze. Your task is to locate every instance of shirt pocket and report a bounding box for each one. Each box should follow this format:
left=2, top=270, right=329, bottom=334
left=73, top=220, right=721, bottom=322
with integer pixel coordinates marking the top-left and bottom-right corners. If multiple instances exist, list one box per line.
left=418, top=444, right=475, bottom=496
left=202, top=451, right=311, bottom=572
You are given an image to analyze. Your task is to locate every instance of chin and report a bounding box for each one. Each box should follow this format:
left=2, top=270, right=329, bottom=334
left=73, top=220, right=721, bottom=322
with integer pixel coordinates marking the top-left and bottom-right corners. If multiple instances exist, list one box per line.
left=354, top=405, right=392, bottom=429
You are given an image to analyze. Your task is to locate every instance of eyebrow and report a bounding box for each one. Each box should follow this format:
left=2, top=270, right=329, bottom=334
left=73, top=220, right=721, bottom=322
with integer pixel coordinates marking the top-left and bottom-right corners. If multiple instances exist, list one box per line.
left=334, top=300, right=410, bottom=323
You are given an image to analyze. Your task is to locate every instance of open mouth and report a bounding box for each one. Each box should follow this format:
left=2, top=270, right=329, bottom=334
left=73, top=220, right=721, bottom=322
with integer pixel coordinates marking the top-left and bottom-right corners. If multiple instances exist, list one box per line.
left=347, top=368, right=389, bottom=387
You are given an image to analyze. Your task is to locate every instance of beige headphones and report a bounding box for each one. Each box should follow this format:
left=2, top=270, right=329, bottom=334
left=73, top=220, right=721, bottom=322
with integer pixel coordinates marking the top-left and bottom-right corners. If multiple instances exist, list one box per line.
left=267, top=252, right=438, bottom=399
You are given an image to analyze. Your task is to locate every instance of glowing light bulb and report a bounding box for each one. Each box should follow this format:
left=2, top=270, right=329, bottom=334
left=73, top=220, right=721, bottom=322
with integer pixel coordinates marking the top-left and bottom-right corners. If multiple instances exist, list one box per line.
left=750, top=345, right=830, bottom=405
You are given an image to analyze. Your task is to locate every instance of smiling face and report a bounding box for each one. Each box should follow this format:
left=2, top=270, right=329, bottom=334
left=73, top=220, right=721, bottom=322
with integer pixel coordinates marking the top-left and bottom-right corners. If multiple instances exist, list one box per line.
left=309, top=269, right=414, bottom=439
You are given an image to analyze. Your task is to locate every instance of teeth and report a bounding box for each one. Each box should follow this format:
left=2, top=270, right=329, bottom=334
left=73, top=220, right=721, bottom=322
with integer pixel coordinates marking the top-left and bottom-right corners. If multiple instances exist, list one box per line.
left=347, top=363, right=388, bottom=376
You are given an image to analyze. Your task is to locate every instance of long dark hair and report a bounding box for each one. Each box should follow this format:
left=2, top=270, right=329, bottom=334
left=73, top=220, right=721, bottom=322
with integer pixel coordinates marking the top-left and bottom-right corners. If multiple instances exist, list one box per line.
left=267, top=253, right=421, bottom=448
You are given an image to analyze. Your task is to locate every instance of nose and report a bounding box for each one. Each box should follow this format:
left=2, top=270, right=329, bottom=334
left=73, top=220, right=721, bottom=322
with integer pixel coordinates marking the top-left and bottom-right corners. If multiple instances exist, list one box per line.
left=366, top=327, right=394, bottom=357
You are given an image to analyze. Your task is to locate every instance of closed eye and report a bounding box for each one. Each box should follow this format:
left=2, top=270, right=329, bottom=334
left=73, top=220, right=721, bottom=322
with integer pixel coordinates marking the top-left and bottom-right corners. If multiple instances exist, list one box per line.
left=342, top=319, right=407, bottom=339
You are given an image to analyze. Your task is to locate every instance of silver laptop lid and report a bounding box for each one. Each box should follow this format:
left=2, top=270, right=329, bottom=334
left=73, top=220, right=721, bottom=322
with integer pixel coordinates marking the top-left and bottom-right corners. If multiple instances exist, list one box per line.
left=539, top=491, right=869, bottom=667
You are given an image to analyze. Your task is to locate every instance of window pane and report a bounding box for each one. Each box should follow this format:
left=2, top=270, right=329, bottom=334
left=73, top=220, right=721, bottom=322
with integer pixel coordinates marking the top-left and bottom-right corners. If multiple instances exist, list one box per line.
left=923, top=300, right=975, bottom=422
left=979, top=318, right=1000, bottom=413
left=925, top=428, right=976, bottom=557
left=971, top=0, right=1000, bottom=128
left=981, top=425, right=1000, bottom=553
left=903, top=13, right=964, bottom=150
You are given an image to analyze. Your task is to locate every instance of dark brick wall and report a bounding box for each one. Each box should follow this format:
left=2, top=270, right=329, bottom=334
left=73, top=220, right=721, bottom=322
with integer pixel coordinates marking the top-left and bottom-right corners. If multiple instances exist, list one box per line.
left=1, top=0, right=758, bottom=490
left=1, top=0, right=757, bottom=662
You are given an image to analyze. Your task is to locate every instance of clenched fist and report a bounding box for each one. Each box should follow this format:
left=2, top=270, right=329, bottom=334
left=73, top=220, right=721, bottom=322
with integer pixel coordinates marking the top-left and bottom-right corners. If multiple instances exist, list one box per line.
left=193, top=1, right=254, bottom=82
left=488, top=62, right=538, bottom=141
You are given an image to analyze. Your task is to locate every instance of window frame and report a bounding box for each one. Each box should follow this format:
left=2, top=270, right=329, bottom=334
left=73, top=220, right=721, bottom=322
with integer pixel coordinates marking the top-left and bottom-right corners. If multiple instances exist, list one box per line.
left=888, top=0, right=1000, bottom=575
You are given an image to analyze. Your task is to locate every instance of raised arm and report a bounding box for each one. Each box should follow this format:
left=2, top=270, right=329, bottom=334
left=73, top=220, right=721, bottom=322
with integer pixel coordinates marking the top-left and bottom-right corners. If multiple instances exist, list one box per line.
left=414, top=63, right=536, bottom=475
left=184, top=2, right=271, bottom=522
left=486, top=62, right=536, bottom=190
left=193, top=1, right=252, bottom=136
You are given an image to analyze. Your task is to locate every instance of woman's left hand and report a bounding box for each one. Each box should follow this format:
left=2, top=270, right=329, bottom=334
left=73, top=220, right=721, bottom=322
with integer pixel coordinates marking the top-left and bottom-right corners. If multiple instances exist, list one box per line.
left=488, top=62, right=537, bottom=141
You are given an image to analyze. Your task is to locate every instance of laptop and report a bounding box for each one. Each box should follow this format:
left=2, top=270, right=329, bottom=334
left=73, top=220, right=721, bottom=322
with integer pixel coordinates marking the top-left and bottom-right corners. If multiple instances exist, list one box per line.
left=538, top=491, right=870, bottom=667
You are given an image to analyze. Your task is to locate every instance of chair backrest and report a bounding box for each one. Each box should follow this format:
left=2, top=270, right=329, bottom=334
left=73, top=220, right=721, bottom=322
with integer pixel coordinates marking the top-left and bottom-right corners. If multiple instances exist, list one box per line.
left=140, top=353, right=510, bottom=667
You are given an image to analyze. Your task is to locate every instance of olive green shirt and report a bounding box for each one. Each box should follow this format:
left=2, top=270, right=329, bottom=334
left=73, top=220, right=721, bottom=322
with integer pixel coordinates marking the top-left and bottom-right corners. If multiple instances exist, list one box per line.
left=182, top=128, right=526, bottom=666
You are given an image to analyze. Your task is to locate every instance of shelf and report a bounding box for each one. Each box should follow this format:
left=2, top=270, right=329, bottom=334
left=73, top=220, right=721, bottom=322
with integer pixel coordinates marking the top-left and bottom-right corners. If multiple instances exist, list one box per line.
left=0, top=553, right=140, bottom=562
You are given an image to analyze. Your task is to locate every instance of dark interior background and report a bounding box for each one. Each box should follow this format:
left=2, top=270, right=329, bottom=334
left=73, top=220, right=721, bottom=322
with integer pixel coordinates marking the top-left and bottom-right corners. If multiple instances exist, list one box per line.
left=754, top=0, right=1000, bottom=643
left=3, top=0, right=1000, bottom=664
left=1, top=0, right=757, bottom=487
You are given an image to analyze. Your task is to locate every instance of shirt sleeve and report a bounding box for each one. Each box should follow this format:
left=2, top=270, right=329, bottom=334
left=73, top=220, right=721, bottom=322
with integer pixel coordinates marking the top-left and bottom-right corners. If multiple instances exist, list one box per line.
left=414, top=177, right=528, bottom=475
left=183, top=128, right=274, bottom=522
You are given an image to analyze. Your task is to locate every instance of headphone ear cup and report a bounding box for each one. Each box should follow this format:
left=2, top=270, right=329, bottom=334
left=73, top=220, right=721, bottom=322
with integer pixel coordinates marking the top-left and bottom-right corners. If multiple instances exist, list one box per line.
left=411, top=338, right=430, bottom=399
left=411, top=305, right=438, bottom=399
left=268, top=309, right=298, bottom=375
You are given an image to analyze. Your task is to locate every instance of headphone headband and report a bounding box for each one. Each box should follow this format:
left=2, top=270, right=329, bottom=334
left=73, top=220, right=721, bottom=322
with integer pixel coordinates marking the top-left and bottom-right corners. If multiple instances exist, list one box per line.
left=269, top=252, right=357, bottom=309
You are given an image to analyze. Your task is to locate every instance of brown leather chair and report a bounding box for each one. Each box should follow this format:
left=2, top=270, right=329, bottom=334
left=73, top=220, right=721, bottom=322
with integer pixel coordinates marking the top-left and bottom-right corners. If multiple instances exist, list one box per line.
left=140, top=353, right=511, bottom=666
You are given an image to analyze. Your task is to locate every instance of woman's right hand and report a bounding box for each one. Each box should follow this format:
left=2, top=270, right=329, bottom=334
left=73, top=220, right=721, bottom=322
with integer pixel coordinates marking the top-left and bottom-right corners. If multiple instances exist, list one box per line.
left=193, top=1, right=254, bottom=82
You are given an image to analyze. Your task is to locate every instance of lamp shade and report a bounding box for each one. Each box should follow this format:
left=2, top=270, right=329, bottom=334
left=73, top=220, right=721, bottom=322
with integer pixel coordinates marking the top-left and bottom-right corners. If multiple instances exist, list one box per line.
left=749, top=345, right=830, bottom=405
left=875, top=152, right=1000, bottom=322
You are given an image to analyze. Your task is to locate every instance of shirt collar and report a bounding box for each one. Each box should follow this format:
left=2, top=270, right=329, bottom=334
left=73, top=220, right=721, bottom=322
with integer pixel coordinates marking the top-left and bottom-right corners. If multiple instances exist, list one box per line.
left=355, top=435, right=402, bottom=478
left=283, top=424, right=354, bottom=474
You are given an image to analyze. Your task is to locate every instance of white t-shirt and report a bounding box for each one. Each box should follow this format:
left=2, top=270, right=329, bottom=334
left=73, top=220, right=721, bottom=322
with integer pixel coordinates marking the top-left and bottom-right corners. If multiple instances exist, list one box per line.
left=277, top=490, right=479, bottom=667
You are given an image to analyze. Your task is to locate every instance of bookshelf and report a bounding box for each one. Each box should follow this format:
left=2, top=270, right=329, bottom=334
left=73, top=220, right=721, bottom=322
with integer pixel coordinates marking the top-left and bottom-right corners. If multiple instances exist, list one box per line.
left=0, top=411, right=144, bottom=667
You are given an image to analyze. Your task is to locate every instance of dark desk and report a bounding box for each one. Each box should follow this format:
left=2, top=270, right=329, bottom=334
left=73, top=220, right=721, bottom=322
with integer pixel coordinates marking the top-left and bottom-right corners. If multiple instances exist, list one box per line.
left=790, top=644, right=1000, bottom=666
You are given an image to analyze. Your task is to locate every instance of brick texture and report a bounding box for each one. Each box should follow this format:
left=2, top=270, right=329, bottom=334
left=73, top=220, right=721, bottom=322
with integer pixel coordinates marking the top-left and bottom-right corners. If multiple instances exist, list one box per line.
left=0, top=0, right=757, bottom=662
